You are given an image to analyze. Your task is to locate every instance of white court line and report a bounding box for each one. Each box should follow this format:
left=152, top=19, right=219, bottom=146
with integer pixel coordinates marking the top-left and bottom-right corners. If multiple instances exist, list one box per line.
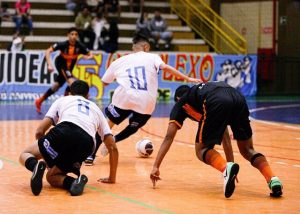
left=296, top=138, right=300, bottom=140
left=249, top=104, right=300, bottom=130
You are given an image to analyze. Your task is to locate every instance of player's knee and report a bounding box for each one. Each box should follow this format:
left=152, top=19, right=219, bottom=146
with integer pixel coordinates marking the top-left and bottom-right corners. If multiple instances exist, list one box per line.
left=250, top=153, right=264, bottom=165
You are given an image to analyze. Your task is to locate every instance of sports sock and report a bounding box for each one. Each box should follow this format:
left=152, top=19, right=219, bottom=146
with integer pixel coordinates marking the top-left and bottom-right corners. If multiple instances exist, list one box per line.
left=25, top=157, right=38, bottom=172
left=114, top=125, right=139, bottom=143
left=40, top=88, right=56, bottom=102
left=251, top=155, right=274, bottom=182
left=204, top=149, right=227, bottom=172
left=63, top=176, right=76, bottom=190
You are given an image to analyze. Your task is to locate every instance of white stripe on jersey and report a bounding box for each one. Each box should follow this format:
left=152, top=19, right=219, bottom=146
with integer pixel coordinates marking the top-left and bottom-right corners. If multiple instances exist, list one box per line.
left=45, top=95, right=111, bottom=140
left=102, top=51, right=164, bottom=114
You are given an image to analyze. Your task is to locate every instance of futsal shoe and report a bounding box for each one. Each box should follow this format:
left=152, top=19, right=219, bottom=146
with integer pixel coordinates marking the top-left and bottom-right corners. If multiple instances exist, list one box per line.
left=31, top=161, right=46, bottom=196
left=84, top=156, right=94, bottom=166
left=100, top=144, right=109, bottom=157
left=268, top=176, right=283, bottom=197
left=223, top=162, right=239, bottom=198
left=35, top=98, right=42, bottom=114
left=69, top=174, right=88, bottom=196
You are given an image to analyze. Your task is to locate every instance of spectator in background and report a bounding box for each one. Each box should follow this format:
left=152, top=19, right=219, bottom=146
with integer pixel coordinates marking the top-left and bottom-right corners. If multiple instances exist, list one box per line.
left=0, top=2, right=11, bottom=28
left=103, top=0, right=121, bottom=18
left=86, top=0, right=99, bottom=13
left=66, top=0, right=77, bottom=11
left=150, top=9, right=173, bottom=50
left=136, top=11, right=150, bottom=38
left=92, top=12, right=106, bottom=50
left=7, top=36, right=25, bottom=51
left=75, top=6, right=95, bottom=49
left=101, top=19, right=119, bottom=53
left=14, top=0, right=33, bottom=36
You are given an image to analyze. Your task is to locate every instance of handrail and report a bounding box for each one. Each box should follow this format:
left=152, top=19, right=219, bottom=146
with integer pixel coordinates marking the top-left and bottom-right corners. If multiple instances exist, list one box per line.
left=170, top=0, right=247, bottom=54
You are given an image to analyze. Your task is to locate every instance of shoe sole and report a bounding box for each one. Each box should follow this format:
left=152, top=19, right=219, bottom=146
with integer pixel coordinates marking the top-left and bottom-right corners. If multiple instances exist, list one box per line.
left=31, top=161, right=46, bottom=196
left=225, top=163, right=239, bottom=198
left=70, top=175, right=88, bottom=196
left=84, top=161, right=94, bottom=166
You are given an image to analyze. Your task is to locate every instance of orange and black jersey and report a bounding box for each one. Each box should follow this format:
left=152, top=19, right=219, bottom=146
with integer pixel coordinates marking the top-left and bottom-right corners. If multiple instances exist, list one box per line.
left=169, top=82, right=232, bottom=128
left=51, top=40, right=90, bottom=71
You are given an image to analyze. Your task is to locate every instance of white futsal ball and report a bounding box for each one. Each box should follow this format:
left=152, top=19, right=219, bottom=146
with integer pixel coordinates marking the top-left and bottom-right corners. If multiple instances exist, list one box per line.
left=135, top=139, right=154, bottom=158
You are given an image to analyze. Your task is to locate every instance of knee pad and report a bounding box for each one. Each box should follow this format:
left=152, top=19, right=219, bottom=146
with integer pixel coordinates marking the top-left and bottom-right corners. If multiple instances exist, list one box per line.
left=250, top=153, right=264, bottom=165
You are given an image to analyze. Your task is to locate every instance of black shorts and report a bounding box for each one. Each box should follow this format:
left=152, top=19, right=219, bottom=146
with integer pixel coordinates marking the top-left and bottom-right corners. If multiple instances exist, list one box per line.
left=105, top=103, right=151, bottom=128
left=54, top=60, right=74, bottom=86
left=38, top=122, right=94, bottom=175
left=195, top=87, right=252, bottom=148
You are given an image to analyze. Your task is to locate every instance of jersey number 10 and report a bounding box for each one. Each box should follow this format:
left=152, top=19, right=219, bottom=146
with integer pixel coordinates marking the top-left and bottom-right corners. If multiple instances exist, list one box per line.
left=126, top=66, right=148, bottom=91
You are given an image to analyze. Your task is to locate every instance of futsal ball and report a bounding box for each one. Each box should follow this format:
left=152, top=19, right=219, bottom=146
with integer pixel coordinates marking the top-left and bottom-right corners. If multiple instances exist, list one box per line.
left=135, top=139, right=154, bottom=158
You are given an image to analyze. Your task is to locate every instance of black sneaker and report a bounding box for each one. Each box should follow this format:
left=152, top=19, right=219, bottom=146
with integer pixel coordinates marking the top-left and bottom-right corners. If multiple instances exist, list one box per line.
left=223, top=162, right=239, bottom=198
left=268, top=176, right=283, bottom=197
left=69, top=174, right=88, bottom=196
left=84, top=156, right=94, bottom=166
left=30, top=161, right=46, bottom=196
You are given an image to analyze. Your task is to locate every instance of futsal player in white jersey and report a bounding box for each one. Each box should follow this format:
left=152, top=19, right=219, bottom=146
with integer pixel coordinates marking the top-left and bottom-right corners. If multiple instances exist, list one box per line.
left=19, top=80, right=118, bottom=196
left=85, top=34, right=201, bottom=163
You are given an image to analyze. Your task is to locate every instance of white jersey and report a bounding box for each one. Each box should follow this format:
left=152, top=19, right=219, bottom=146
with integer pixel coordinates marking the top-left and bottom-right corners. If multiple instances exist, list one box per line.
left=45, top=95, right=111, bottom=140
left=102, top=51, right=164, bottom=114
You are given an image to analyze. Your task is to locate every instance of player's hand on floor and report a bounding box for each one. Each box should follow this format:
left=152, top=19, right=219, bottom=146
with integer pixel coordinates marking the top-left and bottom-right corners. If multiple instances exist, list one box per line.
left=98, top=177, right=115, bottom=184
left=150, top=167, right=161, bottom=189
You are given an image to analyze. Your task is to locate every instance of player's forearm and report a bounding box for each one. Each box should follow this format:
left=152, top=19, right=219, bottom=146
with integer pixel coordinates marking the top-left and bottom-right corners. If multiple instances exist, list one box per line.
left=161, top=64, right=189, bottom=81
left=108, top=145, right=118, bottom=182
left=45, top=48, right=53, bottom=66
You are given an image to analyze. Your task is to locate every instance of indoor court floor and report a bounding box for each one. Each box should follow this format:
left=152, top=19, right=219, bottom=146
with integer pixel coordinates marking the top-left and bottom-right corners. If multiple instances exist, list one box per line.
left=0, top=98, right=300, bottom=214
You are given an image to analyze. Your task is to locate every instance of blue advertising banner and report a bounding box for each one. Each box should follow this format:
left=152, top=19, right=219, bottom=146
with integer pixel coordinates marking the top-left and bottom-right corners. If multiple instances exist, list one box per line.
left=0, top=51, right=257, bottom=101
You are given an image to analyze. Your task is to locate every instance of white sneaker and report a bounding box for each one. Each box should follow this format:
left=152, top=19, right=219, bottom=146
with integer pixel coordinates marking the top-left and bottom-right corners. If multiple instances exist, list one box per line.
left=100, top=144, right=109, bottom=157
left=223, top=162, right=239, bottom=198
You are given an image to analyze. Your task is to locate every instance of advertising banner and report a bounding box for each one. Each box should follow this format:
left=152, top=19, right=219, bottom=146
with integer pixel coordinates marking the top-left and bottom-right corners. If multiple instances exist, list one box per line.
left=0, top=51, right=257, bottom=101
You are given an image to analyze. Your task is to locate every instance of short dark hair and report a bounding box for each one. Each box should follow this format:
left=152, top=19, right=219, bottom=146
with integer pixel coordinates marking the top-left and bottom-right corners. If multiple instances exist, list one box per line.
left=174, top=85, right=190, bottom=102
left=68, top=27, right=79, bottom=34
left=70, top=80, right=89, bottom=97
left=132, top=33, right=150, bottom=45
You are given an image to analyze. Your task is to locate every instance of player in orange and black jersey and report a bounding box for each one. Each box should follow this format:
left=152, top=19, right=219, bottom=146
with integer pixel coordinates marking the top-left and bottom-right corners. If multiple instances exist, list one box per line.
left=34, top=27, right=93, bottom=114
left=150, top=81, right=283, bottom=198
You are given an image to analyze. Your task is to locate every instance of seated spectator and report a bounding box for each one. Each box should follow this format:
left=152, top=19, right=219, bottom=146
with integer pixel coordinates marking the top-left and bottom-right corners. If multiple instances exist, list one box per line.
left=7, top=36, right=25, bottom=51
left=86, top=0, right=99, bottom=13
left=136, top=11, right=150, bottom=38
left=92, top=12, right=106, bottom=50
left=14, top=0, right=33, bottom=36
left=66, top=0, right=76, bottom=11
left=103, top=0, right=121, bottom=17
left=101, top=20, right=119, bottom=53
left=0, top=2, right=11, bottom=28
left=75, top=6, right=95, bottom=49
left=150, top=9, right=173, bottom=50
left=129, top=0, right=144, bottom=12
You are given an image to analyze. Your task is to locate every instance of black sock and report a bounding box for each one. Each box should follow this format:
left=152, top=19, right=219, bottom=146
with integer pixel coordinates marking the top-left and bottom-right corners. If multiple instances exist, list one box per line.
left=25, top=157, right=38, bottom=172
left=114, top=125, right=139, bottom=143
left=63, top=176, right=76, bottom=190
left=44, top=88, right=56, bottom=99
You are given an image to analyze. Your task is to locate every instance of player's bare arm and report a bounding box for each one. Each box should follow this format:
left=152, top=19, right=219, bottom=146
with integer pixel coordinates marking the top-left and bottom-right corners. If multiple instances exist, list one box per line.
left=45, top=47, right=54, bottom=72
left=35, top=117, right=53, bottom=140
left=81, top=51, right=94, bottom=60
left=159, top=64, right=202, bottom=83
left=150, top=122, right=179, bottom=188
left=222, top=127, right=234, bottom=162
left=98, top=134, right=118, bottom=183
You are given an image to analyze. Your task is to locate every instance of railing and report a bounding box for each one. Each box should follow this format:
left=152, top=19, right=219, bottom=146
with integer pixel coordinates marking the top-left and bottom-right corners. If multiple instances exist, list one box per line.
left=170, top=0, right=247, bottom=54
